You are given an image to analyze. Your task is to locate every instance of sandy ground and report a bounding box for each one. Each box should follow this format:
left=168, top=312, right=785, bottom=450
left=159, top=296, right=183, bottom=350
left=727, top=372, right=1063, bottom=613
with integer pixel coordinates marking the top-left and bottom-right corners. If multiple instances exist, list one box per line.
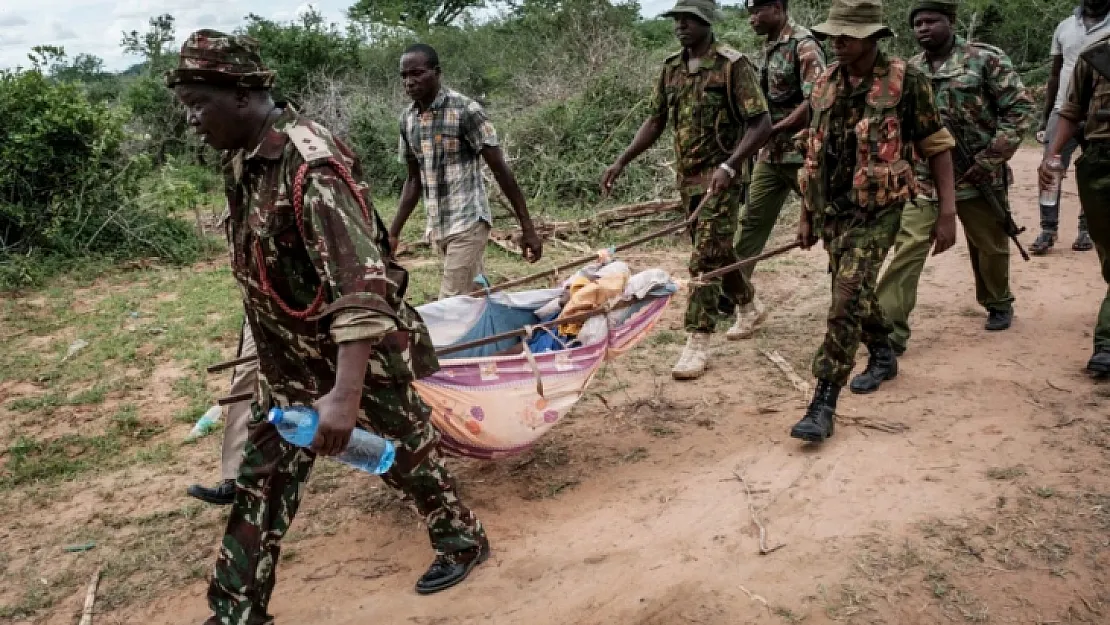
left=16, top=147, right=1110, bottom=624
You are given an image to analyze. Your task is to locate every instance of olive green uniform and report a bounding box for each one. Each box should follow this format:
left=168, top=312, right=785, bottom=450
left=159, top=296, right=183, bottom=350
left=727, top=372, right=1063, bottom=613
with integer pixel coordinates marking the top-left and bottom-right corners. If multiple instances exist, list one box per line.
left=876, top=35, right=1034, bottom=352
left=1059, top=33, right=1110, bottom=358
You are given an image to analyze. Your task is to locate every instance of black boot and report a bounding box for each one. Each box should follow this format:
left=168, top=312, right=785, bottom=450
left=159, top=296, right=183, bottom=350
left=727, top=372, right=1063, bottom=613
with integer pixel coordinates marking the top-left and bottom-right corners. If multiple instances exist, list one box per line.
left=985, top=308, right=1013, bottom=331
left=849, top=345, right=898, bottom=394
left=1088, top=347, right=1110, bottom=378
left=415, top=535, right=491, bottom=595
left=790, top=380, right=840, bottom=443
left=187, top=479, right=236, bottom=506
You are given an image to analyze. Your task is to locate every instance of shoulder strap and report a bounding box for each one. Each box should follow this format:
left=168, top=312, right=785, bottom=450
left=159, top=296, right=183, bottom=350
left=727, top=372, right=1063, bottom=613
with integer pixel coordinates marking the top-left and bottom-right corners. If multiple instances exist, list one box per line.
left=285, top=125, right=335, bottom=165
left=724, top=54, right=755, bottom=126
left=1081, top=38, right=1110, bottom=82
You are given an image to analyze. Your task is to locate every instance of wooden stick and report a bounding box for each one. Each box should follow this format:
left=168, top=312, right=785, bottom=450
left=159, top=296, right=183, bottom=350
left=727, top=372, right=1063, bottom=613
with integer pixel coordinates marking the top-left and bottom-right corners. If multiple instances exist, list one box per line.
left=217, top=392, right=254, bottom=406
left=691, top=242, right=800, bottom=285
left=464, top=196, right=710, bottom=299
left=733, top=470, right=787, bottom=556
left=759, top=349, right=811, bottom=397
left=206, top=355, right=260, bottom=374
left=78, top=568, right=101, bottom=625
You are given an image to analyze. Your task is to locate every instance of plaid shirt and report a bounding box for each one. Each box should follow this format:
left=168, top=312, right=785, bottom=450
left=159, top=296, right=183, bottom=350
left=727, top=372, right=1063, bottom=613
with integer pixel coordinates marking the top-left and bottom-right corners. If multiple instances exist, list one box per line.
left=399, top=88, right=498, bottom=242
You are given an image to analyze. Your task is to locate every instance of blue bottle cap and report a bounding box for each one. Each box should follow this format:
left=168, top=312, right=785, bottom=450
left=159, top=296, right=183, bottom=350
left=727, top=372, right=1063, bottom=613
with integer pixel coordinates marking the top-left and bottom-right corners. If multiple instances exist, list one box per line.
left=267, top=407, right=284, bottom=424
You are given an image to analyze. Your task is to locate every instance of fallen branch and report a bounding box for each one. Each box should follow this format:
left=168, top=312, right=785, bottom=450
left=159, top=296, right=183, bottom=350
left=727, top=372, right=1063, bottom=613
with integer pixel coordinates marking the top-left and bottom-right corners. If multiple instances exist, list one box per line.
left=759, top=349, right=811, bottom=398
left=1045, top=379, right=1071, bottom=393
left=837, top=415, right=910, bottom=434
left=733, top=470, right=786, bottom=556
left=488, top=236, right=523, bottom=256
left=738, top=583, right=770, bottom=608
left=78, top=568, right=101, bottom=625
left=489, top=200, right=683, bottom=246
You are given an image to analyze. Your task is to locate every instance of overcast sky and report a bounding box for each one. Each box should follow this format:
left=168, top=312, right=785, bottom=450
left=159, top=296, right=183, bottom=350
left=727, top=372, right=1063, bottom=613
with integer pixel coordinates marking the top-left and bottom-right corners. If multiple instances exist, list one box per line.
left=0, top=0, right=677, bottom=72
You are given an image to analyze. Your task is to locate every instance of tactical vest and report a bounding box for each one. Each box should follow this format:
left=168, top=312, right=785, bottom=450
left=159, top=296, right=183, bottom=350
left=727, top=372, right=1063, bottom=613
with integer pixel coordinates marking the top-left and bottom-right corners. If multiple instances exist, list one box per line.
left=799, top=58, right=915, bottom=223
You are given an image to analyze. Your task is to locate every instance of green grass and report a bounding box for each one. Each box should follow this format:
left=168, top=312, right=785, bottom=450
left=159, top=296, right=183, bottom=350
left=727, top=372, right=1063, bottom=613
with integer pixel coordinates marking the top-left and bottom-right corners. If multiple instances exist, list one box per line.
left=2, top=434, right=123, bottom=488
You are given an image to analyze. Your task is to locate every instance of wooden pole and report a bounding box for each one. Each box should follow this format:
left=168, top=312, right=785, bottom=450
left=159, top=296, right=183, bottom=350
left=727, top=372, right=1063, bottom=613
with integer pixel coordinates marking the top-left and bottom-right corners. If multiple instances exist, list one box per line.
left=462, top=195, right=711, bottom=299
left=206, top=355, right=260, bottom=375
left=691, top=242, right=800, bottom=285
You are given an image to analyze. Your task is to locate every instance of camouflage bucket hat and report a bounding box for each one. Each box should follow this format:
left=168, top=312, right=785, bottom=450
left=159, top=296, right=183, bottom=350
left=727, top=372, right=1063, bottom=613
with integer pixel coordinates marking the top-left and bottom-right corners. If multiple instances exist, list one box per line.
left=909, top=0, right=958, bottom=26
left=812, top=0, right=894, bottom=40
left=662, top=0, right=724, bottom=24
left=165, top=29, right=275, bottom=90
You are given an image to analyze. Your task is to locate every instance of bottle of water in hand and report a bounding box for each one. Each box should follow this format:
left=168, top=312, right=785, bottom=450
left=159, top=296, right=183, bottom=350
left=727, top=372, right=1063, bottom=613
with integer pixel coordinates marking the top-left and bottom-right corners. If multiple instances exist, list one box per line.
left=1040, top=155, right=1064, bottom=208
left=268, top=406, right=395, bottom=475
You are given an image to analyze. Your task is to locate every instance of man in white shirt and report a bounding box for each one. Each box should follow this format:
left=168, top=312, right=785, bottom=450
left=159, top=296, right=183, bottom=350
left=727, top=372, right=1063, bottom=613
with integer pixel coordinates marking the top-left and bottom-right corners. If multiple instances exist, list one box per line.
left=1032, top=0, right=1110, bottom=255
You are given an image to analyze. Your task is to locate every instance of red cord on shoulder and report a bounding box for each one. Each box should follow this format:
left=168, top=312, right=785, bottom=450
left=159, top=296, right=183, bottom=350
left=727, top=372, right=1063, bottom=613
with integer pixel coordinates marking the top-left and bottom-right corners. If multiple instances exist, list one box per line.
left=255, top=157, right=372, bottom=320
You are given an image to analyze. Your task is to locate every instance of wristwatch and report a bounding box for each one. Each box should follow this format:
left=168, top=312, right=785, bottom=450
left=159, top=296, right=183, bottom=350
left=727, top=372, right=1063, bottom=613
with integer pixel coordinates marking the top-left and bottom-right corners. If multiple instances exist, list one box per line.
left=718, top=163, right=737, bottom=179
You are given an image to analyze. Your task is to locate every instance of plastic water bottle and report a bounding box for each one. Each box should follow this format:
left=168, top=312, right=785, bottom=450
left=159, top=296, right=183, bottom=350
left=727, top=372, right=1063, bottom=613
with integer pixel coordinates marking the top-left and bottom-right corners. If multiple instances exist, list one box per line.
left=185, top=405, right=222, bottom=442
left=267, top=406, right=395, bottom=475
left=1040, top=155, right=1063, bottom=207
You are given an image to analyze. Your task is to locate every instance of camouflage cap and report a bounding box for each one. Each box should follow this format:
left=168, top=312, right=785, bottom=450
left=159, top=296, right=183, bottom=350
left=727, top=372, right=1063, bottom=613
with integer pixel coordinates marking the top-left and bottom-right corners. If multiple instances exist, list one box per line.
left=812, top=0, right=894, bottom=40
left=909, top=0, right=958, bottom=26
left=662, top=0, right=724, bottom=24
left=746, top=0, right=784, bottom=9
left=165, top=29, right=275, bottom=90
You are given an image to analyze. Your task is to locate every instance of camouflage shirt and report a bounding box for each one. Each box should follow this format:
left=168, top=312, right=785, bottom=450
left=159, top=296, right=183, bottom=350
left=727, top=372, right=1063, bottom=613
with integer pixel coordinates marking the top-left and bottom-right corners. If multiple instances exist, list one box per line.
left=758, top=19, right=826, bottom=164
left=910, top=37, right=1036, bottom=201
left=1059, top=32, right=1110, bottom=143
left=223, top=108, right=439, bottom=407
left=650, top=39, right=770, bottom=192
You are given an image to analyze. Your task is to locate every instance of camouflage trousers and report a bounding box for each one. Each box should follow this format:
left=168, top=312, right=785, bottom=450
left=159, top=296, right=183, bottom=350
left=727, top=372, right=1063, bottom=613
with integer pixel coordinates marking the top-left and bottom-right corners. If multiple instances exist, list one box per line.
left=205, top=383, right=485, bottom=625
left=812, top=207, right=903, bottom=386
left=684, top=185, right=755, bottom=333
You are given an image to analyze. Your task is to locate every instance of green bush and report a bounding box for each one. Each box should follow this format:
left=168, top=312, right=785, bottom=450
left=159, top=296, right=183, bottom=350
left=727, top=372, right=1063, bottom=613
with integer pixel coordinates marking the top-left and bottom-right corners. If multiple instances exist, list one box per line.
left=0, top=68, right=202, bottom=289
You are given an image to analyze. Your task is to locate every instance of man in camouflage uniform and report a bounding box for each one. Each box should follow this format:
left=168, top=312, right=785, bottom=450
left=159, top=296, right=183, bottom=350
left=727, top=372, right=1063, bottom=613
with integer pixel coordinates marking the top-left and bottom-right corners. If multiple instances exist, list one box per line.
left=167, top=30, right=489, bottom=624
left=602, top=0, right=772, bottom=380
left=728, top=0, right=826, bottom=340
left=1039, top=31, right=1110, bottom=378
left=790, top=0, right=958, bottom=443
left=858, top=0, right=1035, bottom=387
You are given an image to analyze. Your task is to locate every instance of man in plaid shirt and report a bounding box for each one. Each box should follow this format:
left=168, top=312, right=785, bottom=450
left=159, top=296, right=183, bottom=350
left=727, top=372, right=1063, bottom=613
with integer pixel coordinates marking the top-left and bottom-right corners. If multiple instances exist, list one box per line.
left=390, top=43, right=542, bottom=298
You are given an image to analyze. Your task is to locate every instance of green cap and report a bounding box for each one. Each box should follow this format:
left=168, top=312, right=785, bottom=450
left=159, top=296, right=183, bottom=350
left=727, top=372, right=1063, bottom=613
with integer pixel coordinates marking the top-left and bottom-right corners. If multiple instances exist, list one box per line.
left=165, top=29, right=275, bottom=90
left=662, top=0, right=724, bottom=24
left=812, top=0, right=894, bottom=40
left=909, top=0, right=959, bottom=26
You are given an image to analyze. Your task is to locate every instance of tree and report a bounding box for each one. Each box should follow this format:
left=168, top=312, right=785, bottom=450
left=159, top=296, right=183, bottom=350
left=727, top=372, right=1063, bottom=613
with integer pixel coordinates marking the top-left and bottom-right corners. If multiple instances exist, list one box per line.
left=347, top=0, right=486, bottom=30
left=242, top=8, right=362, bottom=99
left=121, top=14, right=177, bottom=74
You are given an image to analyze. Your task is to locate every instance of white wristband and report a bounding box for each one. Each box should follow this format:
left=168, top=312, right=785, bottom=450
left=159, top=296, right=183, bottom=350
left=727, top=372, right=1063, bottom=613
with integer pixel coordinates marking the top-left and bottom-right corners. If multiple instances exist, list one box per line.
left=718, top=163, right=737, bottom=179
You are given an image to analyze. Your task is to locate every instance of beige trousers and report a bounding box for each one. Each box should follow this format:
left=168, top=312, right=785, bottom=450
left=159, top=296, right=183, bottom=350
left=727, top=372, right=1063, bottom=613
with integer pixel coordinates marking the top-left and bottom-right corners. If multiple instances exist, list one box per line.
left=221, top=321, right=258, bottom=480
left=436, top=220, right=490, bottom=299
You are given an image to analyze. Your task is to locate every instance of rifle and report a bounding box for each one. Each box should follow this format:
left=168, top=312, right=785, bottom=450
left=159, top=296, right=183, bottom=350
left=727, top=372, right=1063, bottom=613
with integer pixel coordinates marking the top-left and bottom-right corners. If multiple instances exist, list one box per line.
left=944, top=123, right=1030, bottom=261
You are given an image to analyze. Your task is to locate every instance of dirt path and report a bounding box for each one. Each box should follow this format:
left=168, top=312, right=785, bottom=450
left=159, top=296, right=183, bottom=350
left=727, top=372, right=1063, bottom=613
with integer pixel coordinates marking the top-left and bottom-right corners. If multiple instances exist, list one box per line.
left=108, top=147, right=1109, bottom=624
